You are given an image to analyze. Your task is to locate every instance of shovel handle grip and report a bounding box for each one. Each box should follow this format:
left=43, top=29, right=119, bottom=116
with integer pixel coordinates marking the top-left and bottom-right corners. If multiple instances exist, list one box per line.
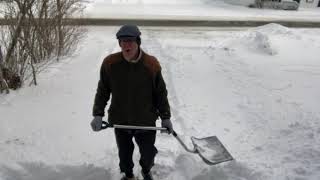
left=101, top=121, right=112, bottom=129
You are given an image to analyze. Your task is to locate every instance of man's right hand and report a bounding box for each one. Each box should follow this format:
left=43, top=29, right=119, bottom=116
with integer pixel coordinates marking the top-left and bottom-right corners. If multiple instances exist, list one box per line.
left=91, top=116, right=103, bottom=131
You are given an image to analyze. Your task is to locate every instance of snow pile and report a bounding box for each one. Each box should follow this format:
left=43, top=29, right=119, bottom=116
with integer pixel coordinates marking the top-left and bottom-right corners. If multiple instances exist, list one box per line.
left=254, top=23, right=294, bottom=35
left=204, top=23, right=309, bottom=58
left=237, top=24, right=292, bottom=55
left=202, top=29, right=277, bottom=57
left=246, top=31, right=276, bottom=55
left=215, top=30, right=277, bottom=56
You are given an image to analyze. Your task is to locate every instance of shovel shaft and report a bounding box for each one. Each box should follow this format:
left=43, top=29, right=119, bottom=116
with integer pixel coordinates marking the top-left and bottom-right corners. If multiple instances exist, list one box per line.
left=172, top=131, right=197, bottom=153
left=101, top=121, right=167, bottom=131
left=113, top=124, right=167, bottom=131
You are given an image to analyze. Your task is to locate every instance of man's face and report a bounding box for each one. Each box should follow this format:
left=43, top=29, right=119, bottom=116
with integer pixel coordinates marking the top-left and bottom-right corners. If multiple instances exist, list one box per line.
left=119, top=38, right=139, bottom=61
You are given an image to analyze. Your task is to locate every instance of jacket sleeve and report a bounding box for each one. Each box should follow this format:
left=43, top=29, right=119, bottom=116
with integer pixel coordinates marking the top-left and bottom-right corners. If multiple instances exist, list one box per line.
left=92, top=63, right=111, bottom=116
left=154, top=70, right=171, bottom=120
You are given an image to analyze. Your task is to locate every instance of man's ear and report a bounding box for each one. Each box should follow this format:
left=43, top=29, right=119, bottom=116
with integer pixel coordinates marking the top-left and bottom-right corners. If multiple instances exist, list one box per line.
left=137, top=37, right=141, bottom=46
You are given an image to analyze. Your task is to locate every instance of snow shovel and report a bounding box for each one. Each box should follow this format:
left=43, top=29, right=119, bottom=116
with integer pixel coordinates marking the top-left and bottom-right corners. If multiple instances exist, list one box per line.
left=101, top=122, right=233, bottom=165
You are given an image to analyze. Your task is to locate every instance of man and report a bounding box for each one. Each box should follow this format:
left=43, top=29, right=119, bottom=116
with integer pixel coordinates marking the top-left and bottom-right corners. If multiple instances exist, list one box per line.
left=91, top=25, right=173, bottom=180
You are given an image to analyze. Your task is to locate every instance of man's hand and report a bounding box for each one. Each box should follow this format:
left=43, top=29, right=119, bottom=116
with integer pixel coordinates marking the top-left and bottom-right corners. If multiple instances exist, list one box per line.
left=161, top=119, right=173, bottom=134
left=91, top=116, right=103, bottom=131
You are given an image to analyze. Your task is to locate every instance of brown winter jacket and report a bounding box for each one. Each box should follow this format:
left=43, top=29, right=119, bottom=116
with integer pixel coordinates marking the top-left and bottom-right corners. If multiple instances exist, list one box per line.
left=92, top=50, right=171, bottom=126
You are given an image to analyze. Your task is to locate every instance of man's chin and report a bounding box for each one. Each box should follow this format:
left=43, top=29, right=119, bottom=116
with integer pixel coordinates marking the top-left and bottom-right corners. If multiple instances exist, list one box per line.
left=123, top=54, right=134, bottom=60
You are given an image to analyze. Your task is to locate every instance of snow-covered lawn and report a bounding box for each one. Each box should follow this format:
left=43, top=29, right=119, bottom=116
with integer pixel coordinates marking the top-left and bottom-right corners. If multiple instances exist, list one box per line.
left=1, top=24, right=320, bottom=180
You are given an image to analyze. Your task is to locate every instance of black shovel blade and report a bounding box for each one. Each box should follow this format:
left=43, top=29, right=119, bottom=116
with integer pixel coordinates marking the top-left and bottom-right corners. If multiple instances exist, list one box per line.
left=191, top=136, right=233, bottom=165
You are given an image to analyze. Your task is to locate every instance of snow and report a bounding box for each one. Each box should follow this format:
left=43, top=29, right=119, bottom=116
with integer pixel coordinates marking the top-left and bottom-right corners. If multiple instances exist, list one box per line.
left=83, top=0, right=320, bottom=21
left=1, top=24, right=320, bottom=180
left=1, top=0, right=320, bottom=179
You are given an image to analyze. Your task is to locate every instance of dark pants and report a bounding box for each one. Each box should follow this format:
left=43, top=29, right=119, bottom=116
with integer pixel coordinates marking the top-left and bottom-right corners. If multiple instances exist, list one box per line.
left=114, top=129, right=158, bottom=177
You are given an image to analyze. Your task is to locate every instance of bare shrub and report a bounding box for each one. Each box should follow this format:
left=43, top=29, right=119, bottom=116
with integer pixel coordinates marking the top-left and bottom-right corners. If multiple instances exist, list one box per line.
left=0, top=0, right=87, bottom=92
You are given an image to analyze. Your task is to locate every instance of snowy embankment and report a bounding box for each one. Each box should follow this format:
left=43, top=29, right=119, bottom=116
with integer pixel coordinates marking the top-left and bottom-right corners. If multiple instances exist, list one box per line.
left=1, top=24, right=320, bottom=180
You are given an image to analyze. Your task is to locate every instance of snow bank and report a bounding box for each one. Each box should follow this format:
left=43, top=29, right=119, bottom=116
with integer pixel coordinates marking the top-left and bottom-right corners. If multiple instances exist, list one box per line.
left=203, top=23, right=310, bottom=57
left=253, top=23, right=294, bottom=35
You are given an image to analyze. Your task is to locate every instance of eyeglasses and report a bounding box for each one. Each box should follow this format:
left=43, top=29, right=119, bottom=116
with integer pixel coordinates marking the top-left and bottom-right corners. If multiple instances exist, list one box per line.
left=120, top=39, right=136, bottom=43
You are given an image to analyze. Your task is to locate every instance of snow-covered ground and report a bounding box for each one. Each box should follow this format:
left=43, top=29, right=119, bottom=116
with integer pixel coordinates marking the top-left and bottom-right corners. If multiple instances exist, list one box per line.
left=84, top=0, right=320, bottom=21
left=1, top=24, right=320, bottom=180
